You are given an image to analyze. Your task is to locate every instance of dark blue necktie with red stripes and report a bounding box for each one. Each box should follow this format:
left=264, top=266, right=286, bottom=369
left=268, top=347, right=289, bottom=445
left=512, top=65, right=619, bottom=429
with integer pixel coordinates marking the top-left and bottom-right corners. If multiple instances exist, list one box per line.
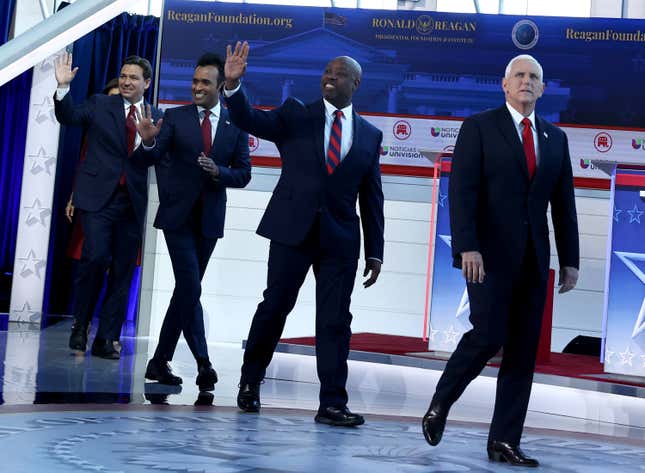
left=326, top=109, right=343, bottom=175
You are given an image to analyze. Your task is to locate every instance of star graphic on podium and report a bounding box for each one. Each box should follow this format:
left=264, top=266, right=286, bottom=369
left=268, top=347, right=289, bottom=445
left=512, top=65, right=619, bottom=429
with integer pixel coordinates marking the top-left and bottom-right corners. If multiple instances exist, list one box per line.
left=428, top=324, right=439, bottom=342
left=438, top=234, right=471, bottom=320
left=443, top=325, right=460, bottom=345
left=613, top=251, right=645, bottom=338
left=24, top=198, right=51, bottom=227
left=604, top=347, right=615, bottom=364
left=627, top=204, right=644, bottom=224
left=438, top=192, right=448, bottom=208
left=619, top=346, right=635, bottom=366
left=10, top=301, right=40, bottom=323
left=17, top=249, right=46, bottom=279
left=614, top=208, right=623, bottom=223
left=28, top=146, right=57, bottom=176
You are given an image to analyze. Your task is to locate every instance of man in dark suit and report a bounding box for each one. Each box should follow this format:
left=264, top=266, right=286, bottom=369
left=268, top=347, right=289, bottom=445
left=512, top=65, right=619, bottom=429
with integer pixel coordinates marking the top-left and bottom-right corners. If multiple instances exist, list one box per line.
left=54, top=53, right=162, bottom=359
left=422, top=55, right=579, bottom=466
left=223, top=42, right=384, bottom=426
left=135, top=53, right=251, bottom=391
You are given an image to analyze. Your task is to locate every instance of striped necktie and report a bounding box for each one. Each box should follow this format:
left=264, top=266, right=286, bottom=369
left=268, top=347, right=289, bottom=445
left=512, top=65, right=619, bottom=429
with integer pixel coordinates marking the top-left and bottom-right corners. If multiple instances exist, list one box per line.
left=326, top=109, right=343, bottom=175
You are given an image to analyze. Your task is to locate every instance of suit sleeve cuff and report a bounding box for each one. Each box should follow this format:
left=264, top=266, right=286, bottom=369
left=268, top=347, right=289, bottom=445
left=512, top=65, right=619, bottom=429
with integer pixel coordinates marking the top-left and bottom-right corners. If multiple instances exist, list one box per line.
left=55, top=87, right=70, bottom=100
left=223, top=82, right=241, bottom=97
left=367, top=257, right=382, bottom=264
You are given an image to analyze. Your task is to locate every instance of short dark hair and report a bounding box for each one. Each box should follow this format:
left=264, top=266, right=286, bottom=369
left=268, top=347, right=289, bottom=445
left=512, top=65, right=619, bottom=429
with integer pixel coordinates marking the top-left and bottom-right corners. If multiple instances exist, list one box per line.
left=196, top=53, right=225, bottom=85
left=122, top=55, right=153, bottom=80
left=101, top=78, right=119, bottom=94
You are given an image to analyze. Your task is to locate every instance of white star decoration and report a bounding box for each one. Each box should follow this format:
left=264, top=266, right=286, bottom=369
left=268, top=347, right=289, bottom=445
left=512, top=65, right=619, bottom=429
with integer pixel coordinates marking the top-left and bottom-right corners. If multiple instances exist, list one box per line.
left=604, top=348, right=615, bottom=364
left=444, top=325, right=460, bottom=345
left=455, top=289, right=470, bottom=319
left=24, top=198, right=51, bottom=227
left=17, top=249, right=46, bottom=279
left=32, top=96, right=56, bottom=124
left=627, top=204, right=644, bottom=224
left=614, top=208, right=622, bottom=223
left=619, top=346, right=635, bottom=366
left=10, top=301, right=40, bottom=323
left=28, top=146, right=57, bottom=176
left=438, top=192, right=448, bottom=208
left=613, top=251, right=645, bottom=338
left=428, top=324, right=439, bottom=342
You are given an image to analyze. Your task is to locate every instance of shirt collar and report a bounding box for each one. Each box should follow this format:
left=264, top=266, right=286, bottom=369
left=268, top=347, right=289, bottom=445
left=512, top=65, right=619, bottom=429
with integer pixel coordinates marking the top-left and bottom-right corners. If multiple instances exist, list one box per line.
left=197, top=102, right=221, bottom=118
left=506, top=102, right=536, bottom=130
left=323, top=99, right=352, bottom=120
left=123, top=97, right=144, bottom=110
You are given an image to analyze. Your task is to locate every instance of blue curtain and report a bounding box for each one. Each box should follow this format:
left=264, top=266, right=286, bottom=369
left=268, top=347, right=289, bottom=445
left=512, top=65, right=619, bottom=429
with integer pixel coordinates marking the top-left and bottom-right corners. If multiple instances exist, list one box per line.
left=0, top=0, right=29, bottom=286
left=44, top=13, right=159, bottom=317
left=0, top=0, right=15, bottom=46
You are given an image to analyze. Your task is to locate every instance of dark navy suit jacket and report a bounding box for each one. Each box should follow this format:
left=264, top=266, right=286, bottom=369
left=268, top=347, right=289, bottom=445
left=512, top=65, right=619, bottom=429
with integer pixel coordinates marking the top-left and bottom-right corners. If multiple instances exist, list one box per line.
left=54, top=93, right=162, bottom=227
left=225, top=88, right=384, bottom=261
left=146, top=104, right=251, bottom=238
left=449, top=105, right=579, bottom=278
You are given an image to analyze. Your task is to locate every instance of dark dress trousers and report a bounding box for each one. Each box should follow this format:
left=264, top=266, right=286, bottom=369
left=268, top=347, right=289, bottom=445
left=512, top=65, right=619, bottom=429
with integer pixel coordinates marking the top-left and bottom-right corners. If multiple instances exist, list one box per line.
left=225, top=88, right=384, bottom=409
left=435, top=105, right=579, bottom=444
left=144, top=104, right=250, bottom=363
left=55, top=93, right=162, bottom=341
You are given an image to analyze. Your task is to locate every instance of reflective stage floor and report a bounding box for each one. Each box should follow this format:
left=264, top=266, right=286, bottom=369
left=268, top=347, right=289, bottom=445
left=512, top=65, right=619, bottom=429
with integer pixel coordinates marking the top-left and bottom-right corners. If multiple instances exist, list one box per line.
left=1, top=320, right=644, bottom=472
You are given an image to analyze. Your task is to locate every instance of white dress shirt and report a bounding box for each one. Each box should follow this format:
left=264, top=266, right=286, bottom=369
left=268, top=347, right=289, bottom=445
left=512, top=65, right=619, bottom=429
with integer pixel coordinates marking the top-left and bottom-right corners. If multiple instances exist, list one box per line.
left=505, top=102, right=540, bottom=166
left=323, top=99, right=353, bottom=161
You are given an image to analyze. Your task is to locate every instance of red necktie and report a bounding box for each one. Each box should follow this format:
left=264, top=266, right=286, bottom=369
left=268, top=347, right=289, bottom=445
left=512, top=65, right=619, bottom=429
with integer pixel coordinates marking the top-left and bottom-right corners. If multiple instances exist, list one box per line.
left=201, top=110, right=212, bottom=155
left=120, top=104, right=137, bottom=186
left=521, top=117, right=536, bottom=179
left=326, top=110, right=343, bottom=175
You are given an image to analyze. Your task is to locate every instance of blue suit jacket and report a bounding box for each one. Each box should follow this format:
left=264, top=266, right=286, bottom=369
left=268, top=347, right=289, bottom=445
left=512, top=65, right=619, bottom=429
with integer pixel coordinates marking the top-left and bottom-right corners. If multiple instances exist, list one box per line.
left=145, top=104, right=250, bottom=238
left=449, top=105, right=579, bottom=278
left=54, top=93, right=162, bottom=227
left=225, top=88, right=384, bottom=261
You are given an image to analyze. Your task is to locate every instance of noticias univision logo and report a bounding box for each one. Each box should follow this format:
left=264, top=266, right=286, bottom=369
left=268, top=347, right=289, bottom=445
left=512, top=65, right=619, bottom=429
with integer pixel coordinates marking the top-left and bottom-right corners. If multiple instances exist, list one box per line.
left=380, top=145, right=389, bottom=156
left=579, top=159, right=597, bottom=170
left=430, top=127, right=441, bottom=137
left=632, top=138, right=645, bottom=150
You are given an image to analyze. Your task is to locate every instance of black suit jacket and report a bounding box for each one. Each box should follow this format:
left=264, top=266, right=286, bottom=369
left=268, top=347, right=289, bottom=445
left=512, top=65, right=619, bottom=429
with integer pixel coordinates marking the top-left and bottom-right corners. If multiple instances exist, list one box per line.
left=225, top=88, right=384, bottom=261
left=145, top=104, right=251, bottom=238
left=54, top=93, right=162, bottom=227
left=449, top=105, right=579, bottom=278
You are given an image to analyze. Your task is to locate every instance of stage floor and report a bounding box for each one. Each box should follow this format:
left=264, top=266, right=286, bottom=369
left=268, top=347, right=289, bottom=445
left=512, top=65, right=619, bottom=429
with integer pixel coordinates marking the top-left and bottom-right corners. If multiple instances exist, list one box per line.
left=1, top=320, right=644, bottom=472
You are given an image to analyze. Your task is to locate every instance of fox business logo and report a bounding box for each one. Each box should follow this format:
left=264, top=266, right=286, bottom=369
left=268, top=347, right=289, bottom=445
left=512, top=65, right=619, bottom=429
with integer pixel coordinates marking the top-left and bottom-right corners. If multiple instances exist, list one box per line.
left=593, top=132, right=612, bottom=153
left=632, top=138, right=645, bottom=150
left=579, top=159, right=598, bottom=170
left=430, top=126, right=460, bottom=138
left=371, top=15, right=476, bottom=35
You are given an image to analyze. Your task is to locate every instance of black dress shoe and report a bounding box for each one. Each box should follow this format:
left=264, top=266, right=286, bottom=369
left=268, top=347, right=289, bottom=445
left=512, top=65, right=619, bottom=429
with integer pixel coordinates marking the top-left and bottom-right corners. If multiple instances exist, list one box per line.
left=315, top=406, right=365, bottom=427
left=422, top=403, right=448, bottom=446
left=68, top=321, right=89, bottom=352
left=487, top=441, right=539, bottom=467
left=196, top=364, right=218, bottom=391
left=237, top=383, right=261, bottom=412
left=145, top=359, right=183, bottom=385
left=90, top=338, right=120, bottom=360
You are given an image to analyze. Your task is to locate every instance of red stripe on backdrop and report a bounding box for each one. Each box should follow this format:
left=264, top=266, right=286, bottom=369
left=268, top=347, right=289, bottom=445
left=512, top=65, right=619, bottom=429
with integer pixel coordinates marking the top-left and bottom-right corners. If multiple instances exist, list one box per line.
left=250, top=157, right=610, bottom=189
left=615, top=173, right=645, bottom=187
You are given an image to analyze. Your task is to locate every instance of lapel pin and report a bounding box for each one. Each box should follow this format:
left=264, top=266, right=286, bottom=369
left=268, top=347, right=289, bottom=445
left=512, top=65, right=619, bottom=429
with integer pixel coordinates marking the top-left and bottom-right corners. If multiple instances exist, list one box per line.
left=225, top=120, right=230, bottom=125
left=543, top=131, right=548, bottom=138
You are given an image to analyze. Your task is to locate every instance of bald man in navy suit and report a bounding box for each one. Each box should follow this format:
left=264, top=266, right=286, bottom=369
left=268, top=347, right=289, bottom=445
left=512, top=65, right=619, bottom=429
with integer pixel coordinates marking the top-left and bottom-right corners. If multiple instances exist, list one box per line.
left=223, top=42, right=384, bottom=426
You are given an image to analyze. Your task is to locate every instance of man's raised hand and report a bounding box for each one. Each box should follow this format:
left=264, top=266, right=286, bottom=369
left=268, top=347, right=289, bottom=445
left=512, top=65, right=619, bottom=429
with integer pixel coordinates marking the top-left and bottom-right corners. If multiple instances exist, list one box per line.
left=224, top=41, right=249, bottom=90
left=54, top=52, right=79, bottom=87
left=135, top=104, right=163, bottom=146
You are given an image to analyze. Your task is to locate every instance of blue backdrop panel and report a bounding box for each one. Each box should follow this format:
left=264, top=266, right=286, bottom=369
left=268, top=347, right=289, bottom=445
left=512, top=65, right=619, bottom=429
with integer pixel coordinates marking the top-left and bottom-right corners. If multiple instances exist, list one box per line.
left=160, top=1, right=645, bottom=127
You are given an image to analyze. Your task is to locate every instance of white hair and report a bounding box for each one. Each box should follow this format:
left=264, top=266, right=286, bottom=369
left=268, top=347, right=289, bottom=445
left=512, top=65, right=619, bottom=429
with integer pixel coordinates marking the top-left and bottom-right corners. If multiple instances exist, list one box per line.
left=504, top=54, right=543, bottom=81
